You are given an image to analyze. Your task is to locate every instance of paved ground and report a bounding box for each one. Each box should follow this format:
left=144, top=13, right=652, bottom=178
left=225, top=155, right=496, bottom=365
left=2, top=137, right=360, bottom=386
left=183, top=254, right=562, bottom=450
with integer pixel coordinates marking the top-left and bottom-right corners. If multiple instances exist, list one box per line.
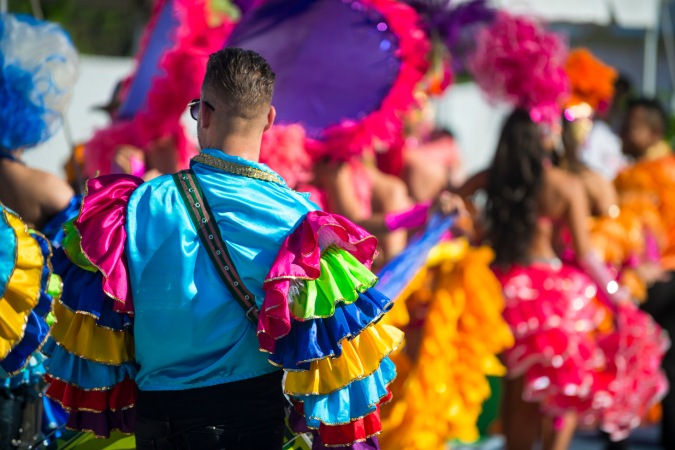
left=451, top=426, right=661, bottom=450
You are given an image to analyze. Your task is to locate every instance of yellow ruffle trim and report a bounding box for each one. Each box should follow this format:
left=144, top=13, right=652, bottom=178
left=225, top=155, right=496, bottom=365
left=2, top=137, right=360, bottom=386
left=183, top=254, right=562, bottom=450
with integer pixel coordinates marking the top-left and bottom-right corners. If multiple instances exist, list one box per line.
left=0, top=210, right=43, bottom=359
left=50, top=301, right=134, bottom=365
left=380, top=239, right=514, bottom=450
left=283, top=322, right=403, bottom=396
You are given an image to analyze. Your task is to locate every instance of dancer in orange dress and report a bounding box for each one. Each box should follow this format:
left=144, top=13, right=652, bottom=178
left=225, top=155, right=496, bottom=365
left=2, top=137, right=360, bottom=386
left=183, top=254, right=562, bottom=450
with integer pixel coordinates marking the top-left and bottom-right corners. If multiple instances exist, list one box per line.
left=615, top=97, right=675, bottom=449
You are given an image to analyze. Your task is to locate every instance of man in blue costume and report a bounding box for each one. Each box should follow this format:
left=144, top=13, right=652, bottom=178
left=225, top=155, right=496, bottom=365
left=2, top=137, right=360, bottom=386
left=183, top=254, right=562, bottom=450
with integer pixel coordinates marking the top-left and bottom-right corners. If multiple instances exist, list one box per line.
left=47, top=47, right=458, bottom=449
left=129, top=48, right=313, bottom=449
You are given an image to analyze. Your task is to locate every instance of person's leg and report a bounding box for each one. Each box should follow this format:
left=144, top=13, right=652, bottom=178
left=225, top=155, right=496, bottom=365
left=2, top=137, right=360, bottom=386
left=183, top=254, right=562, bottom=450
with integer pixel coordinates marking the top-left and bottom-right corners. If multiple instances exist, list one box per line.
left=137, top=372, right=286, bottom=450
left=135, top=413, right=174, bottom=450
left=502, top=377, right=540, bottom=450
left=541, top=413, right=576, bottom=450
left=181, top=422, right=284, bottom=450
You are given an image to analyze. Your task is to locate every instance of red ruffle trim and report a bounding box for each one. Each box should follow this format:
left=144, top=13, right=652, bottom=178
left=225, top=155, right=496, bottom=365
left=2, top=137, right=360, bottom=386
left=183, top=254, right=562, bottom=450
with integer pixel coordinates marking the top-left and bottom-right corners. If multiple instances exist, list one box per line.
left=295, top=391, right=392, bottom=447
left=258, top=211, right=378, bottom=353
left=45, top=375, right=137, bottom=413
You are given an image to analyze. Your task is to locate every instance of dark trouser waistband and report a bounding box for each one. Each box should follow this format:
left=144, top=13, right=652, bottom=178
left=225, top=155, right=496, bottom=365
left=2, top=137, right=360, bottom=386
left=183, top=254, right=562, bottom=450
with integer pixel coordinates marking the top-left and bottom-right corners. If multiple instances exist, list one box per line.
left=136, top=370, right=284, bottom=422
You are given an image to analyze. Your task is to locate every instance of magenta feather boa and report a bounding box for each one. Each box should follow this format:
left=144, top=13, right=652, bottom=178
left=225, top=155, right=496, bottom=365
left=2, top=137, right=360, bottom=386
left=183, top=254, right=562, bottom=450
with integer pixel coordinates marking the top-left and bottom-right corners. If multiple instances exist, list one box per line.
left=84, top=0, right=236, bottom=177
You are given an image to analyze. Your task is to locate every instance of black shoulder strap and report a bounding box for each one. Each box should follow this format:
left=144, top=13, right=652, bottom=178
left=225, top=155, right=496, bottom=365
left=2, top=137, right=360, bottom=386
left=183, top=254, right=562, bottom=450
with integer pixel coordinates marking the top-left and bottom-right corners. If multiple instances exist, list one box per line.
left=172, top=170, right=259, bottom=324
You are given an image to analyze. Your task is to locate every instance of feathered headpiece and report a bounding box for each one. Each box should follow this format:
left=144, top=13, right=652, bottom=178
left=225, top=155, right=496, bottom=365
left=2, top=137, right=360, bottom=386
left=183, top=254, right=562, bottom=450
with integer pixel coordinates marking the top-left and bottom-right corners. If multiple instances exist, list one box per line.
left=0, top=14, right=78, bottom=152
left=227, top=0, right=430, bottom=168
left=565, top=48, right=617, bottom=113
left=406, top=0, right=496, bottom=74
left=83, top=0, right=237, bottom=177
left=468, top=11, right=569, bottom=126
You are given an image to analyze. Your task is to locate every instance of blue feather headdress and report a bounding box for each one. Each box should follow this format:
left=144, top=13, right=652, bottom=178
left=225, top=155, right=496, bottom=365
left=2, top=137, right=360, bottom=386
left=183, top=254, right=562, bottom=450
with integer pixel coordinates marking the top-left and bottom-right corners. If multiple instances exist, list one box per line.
left=0, top=14, right=78, bottom=153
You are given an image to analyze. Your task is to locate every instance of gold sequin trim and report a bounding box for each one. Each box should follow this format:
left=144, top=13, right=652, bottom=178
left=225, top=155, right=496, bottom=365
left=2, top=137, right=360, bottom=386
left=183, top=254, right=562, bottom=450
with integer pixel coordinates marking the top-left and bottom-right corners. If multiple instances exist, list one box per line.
left=192, top=153, right=283, bottom=184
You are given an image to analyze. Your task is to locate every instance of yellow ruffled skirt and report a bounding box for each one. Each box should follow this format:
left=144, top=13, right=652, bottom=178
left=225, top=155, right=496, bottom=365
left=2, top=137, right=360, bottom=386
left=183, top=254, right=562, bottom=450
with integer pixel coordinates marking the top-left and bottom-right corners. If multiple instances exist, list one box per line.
left=379, top=239, right=513, bottom=450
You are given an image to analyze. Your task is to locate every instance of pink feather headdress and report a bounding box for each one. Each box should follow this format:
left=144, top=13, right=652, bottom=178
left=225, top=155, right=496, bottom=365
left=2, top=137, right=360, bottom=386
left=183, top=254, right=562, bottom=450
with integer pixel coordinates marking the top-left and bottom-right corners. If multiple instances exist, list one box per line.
left=468, top=11, right=570, bottom=126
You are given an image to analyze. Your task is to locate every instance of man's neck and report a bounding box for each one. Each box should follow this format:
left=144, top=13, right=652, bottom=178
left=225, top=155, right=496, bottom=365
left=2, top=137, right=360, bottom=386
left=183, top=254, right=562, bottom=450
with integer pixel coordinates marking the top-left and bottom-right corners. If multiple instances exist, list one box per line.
left=211, top=135, right=262, bottom=162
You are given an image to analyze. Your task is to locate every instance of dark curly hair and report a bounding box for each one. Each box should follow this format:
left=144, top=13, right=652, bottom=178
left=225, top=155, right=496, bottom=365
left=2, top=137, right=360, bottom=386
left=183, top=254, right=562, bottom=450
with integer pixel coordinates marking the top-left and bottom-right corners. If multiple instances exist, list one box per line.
left=486, top=109, right=546, bottom=266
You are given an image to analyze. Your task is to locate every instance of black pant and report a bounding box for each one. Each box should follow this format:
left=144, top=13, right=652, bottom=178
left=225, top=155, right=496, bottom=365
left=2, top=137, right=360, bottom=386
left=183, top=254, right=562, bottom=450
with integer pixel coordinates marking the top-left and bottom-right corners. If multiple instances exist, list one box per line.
left=135, top=371, right=285, bottom=450
left=640, top=273, right=675, bottom=449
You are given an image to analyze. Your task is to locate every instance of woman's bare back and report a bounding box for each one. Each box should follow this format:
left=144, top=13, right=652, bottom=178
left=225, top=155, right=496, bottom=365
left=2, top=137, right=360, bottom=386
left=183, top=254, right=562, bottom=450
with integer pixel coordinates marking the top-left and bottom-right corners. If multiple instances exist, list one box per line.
left=531, top=166, right=591, bottom=261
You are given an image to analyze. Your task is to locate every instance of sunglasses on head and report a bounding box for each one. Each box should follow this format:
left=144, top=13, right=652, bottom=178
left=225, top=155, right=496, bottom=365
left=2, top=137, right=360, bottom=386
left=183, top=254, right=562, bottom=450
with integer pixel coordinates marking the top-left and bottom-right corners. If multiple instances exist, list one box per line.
left=188, top=99, right=215, bottom=120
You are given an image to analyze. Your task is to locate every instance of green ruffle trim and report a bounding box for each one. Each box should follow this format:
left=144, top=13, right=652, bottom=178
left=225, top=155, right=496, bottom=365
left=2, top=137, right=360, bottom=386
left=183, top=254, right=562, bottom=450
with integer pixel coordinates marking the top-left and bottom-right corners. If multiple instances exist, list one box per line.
left=62, top=219, right=97, bottom=272
left=48, top=273, right=62, bottom=300
left=289, top=246, right=378, bottom=320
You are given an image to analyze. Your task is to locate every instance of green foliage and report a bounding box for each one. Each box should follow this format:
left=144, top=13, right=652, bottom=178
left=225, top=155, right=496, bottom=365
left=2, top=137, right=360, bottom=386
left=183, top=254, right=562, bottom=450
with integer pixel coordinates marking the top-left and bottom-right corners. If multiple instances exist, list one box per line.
left=6, top=0, right=149, bottom=56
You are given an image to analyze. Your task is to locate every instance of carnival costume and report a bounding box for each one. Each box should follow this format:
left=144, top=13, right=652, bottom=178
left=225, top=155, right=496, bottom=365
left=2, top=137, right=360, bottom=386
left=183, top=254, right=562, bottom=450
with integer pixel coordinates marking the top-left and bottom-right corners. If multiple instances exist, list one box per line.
left=44, top=147, right=402, bottom=448
left=379, top=239, right=513, bottom=449
left=469, top=13, right=668, bottom=440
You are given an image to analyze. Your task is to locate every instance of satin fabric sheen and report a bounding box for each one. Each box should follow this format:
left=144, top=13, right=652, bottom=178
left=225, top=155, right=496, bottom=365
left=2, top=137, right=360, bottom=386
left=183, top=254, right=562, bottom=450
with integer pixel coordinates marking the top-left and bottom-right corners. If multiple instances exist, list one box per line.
left=126, top=148, right=318, bottom=390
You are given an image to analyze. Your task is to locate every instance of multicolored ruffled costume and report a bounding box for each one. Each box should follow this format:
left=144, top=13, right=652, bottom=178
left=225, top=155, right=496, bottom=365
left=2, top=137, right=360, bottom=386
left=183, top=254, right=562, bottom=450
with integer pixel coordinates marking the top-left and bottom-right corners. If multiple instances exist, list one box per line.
left=0, top=205, right=60, bottom=386
left=45, top=149, right=402, bottom=448
left=494, top=260, right=668, bottom=440
left=379, top=239, right=513, bottom=449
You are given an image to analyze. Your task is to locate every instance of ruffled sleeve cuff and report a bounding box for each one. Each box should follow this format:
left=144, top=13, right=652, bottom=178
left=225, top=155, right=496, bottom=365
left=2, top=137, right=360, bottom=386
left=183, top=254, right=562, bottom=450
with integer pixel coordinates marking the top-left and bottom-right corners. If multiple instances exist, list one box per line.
left=258, top=210, right=379, bottom=351
left=45, top=175, right=141, bottom=438
left=258, top=211, right=402, bottom=447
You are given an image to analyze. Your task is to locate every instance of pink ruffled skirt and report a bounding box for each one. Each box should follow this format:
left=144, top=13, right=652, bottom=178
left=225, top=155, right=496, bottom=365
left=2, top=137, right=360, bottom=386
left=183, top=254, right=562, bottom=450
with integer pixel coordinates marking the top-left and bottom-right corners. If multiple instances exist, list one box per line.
left=494, top=262, right=669, bottom=440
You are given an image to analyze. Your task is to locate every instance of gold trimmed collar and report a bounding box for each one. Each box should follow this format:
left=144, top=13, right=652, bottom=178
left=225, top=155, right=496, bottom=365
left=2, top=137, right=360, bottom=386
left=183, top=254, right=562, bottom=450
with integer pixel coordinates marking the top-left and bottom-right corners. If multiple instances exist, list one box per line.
left=191, top=153, right=283, bottom=185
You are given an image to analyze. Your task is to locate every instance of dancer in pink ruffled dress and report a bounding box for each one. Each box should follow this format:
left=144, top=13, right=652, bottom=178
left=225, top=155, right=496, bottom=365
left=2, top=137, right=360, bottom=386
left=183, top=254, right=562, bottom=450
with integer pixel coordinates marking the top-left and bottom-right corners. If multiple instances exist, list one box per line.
left=480, top=109, right=668, bottom=450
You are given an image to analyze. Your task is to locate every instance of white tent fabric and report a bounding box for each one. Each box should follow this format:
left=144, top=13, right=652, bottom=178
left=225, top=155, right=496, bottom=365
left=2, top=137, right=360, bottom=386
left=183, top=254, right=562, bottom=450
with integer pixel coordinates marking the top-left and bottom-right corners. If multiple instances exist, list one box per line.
left=497, top=0, right=661, bottom=29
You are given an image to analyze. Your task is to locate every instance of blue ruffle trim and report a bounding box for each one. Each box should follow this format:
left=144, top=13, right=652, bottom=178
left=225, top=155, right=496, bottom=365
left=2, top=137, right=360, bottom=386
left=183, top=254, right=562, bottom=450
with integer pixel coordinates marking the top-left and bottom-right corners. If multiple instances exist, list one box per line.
left=52, top=249, right=132, bottom=331
left=0, top=311, right=49, bottom=375
left=270, top=288, right=393, bottom=371
left=297, top=356, right=396, bottom=428
left=42, top=338, right=137, bottom=390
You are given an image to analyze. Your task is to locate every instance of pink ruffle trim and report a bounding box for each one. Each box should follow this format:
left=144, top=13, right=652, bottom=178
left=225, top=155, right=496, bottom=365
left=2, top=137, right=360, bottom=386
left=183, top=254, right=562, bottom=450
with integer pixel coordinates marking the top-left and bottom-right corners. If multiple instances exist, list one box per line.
left=258, top=211, right=378, bottom=353
left=84, top=0, right=235, bottom=177
left=305, top=0, right=430, bottom=162
left=75, top=175, right=143, bottom=313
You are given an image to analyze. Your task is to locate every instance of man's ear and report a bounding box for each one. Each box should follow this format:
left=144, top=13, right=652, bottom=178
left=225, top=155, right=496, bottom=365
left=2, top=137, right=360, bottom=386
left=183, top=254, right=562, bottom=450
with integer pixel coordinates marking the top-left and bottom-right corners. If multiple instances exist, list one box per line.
left=264, top=106, right=276, bottom=132
left=200, top=102, right=212, bottom=129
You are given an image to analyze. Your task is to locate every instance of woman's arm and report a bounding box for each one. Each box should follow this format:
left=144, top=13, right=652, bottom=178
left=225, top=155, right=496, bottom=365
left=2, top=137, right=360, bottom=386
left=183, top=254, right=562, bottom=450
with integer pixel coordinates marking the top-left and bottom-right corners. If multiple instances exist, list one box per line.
left=564, top=175, right=630, bottom=304
left=451, top=169, right=489, bottom=199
